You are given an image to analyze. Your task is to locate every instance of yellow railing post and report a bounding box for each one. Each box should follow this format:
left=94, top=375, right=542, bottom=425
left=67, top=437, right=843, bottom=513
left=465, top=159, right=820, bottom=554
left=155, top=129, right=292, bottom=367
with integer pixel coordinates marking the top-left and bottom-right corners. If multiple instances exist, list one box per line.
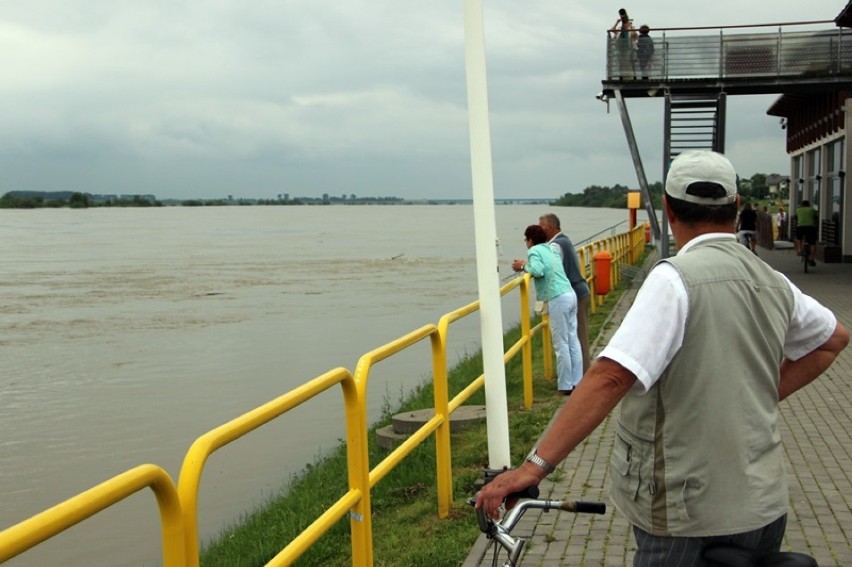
left=351, top=325, right=437, bottom=566
left=519, top=274, right=534, bottom=408
left=430, top=330, right=453, bottom=518
left=610, top=235, right=620, bottom=289
left=347, top=366, right=373, bottom=567
left=176, top=368, right=355, bottom=566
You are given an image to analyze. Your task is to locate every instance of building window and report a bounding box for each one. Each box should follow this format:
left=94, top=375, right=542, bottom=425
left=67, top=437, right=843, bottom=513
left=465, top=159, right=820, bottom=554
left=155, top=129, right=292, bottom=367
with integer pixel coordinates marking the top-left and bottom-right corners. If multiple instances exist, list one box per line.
left=808, top=148, right=821, bottom=212
left=793, top=154, right=803, bottom=205
left=829, top=140, right=844, bottom=219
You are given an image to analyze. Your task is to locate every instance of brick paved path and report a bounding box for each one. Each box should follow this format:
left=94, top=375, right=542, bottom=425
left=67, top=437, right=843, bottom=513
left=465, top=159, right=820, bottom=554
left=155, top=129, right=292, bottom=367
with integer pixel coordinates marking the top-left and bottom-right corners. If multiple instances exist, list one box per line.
left=463, top=245, right=852, bottom=567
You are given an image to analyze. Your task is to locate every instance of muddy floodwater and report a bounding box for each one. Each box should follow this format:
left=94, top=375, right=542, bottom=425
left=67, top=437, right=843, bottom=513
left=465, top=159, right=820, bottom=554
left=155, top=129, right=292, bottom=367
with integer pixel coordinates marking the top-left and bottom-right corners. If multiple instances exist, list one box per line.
left=1, top=204, right=633, bottom=565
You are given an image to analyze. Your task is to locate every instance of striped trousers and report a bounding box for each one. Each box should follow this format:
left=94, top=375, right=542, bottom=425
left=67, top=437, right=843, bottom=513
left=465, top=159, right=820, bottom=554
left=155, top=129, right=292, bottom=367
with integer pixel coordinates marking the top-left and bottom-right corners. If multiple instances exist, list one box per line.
left=632, top=514, right=787, bottom=566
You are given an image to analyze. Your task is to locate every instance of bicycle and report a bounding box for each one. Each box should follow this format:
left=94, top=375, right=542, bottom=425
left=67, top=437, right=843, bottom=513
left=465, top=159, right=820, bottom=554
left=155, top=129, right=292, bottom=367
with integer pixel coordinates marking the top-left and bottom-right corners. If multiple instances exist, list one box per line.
left=802, top=238, right=812, bottom=274
left=738, top=230, right=758, bottom=255
left=797, top=224, right=817, bottom=274
left=467, top=487, right=606, bottom=567
left=469, top=489, right=817, bottom=566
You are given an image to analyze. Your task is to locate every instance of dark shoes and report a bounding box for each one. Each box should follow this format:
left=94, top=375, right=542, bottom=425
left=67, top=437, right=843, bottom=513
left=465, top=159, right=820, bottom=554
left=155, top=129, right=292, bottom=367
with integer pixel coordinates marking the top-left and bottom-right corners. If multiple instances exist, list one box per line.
left=557, top=389, right=574, bottom=396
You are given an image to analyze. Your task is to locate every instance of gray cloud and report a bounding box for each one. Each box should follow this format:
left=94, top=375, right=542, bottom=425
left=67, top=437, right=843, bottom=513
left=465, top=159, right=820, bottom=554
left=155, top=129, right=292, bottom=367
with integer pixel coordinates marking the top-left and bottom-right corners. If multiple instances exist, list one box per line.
left=0, top=1, right=841, bottom=199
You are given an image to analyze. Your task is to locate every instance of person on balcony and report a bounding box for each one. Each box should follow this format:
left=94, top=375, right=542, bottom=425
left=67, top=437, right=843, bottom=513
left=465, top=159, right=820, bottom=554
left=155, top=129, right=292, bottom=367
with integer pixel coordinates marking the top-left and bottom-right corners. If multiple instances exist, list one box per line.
left=636, top=25, right=654, bottom=80
left=609, top=8, right=637, bottom=80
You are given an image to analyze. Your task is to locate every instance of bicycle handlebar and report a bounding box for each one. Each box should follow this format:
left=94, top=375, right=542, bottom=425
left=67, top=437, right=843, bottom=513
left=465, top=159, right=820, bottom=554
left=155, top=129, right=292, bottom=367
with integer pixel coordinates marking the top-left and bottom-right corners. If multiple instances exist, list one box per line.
left=468, top=490, right=606, bottom=565
left=572, top=501, right=607, bottom=515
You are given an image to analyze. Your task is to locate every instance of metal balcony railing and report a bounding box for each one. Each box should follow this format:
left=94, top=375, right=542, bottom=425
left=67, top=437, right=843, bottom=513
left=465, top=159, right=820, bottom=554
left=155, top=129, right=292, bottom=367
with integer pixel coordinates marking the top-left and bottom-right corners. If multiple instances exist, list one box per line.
left=606, top=23, right=852, bottom=82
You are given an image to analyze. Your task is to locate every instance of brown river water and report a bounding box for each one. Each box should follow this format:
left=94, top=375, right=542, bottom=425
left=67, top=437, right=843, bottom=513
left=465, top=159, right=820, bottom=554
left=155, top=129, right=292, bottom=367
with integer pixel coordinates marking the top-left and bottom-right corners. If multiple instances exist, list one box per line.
left=1, top=204, right=634, bottom=565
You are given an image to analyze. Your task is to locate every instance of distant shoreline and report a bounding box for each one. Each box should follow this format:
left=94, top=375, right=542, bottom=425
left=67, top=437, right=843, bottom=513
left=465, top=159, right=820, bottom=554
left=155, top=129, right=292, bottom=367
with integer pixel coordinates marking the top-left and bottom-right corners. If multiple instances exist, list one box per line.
left=1, top=190, right=555, bottom=209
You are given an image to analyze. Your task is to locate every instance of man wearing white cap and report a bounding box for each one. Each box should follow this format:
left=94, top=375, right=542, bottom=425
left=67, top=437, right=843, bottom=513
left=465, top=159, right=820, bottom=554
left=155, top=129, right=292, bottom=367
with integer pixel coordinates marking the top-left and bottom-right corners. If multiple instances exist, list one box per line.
left=476, top=150, right=849, bottom=565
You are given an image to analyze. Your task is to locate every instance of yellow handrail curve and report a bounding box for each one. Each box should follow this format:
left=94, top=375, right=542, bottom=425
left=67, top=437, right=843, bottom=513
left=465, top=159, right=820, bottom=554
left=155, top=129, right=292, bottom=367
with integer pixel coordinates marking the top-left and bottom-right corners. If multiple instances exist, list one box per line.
left=0, top=464, right=185, bottom=565
left=177, top=366, right=359, bottom=565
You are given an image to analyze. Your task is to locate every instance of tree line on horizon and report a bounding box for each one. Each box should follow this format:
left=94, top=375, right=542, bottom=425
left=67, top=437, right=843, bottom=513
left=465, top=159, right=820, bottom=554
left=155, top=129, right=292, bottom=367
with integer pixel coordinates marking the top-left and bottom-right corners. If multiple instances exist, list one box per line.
left=0, top=191, right=404, bottom=209
left=0, top=191, right=164, bottom=209
left=2, top=173, right=778, bottom=210
left=553, top=173, right=778, bottom=208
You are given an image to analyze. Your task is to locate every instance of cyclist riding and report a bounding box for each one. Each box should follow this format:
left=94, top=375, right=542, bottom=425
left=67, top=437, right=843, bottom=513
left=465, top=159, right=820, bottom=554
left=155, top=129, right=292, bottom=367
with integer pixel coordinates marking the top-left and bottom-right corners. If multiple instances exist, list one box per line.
left=794, top=200, right=818, bottom=267
left=736, top=202, right=758, bottom=254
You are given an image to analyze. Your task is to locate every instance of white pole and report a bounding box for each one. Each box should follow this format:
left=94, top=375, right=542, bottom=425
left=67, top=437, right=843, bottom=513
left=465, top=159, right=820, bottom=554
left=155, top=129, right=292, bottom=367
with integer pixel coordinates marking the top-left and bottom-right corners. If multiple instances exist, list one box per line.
left=462, top=0, right=511, bottom=470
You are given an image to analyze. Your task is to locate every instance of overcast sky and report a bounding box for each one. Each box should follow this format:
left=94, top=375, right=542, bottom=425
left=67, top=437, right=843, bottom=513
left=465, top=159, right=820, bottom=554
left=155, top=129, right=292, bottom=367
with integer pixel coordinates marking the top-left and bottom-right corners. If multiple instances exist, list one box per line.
left=1, top=1, right=845, bottom=200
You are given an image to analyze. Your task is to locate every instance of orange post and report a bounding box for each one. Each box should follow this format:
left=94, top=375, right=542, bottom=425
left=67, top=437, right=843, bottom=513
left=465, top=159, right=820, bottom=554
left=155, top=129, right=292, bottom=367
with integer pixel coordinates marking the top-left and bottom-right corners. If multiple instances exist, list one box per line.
left=644, top=223, right=651, bottom=244
left=594, top=250, right=612, bottom=296
left=627, top=191, right=641, bottom=231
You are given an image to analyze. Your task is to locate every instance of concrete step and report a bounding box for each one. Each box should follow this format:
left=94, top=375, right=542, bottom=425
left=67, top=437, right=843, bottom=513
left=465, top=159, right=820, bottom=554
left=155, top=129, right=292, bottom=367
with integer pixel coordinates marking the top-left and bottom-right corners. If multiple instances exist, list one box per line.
left=375, top=405, right=486, bottom=450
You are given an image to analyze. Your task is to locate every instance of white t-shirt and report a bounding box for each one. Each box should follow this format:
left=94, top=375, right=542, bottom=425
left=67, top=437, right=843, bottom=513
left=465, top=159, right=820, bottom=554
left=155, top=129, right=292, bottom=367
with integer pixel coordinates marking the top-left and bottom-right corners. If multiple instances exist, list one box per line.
left=599, top=233, right=838, bottom=394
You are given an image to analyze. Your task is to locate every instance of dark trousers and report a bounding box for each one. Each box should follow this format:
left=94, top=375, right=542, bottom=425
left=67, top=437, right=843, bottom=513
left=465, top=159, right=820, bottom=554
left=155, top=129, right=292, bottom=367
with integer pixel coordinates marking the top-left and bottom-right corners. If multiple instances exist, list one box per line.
left=632, top=514, right=786, bottom=566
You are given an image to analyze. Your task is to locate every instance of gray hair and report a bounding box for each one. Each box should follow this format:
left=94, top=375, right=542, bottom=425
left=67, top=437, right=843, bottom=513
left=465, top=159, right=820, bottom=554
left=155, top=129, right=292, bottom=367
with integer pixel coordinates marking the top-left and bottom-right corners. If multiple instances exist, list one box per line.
left=539, top=213, right=561, bottom=230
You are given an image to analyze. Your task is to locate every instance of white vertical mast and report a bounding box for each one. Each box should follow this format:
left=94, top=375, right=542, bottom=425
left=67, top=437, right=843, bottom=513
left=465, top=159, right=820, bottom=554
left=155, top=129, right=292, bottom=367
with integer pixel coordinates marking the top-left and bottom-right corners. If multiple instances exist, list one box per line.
left=462, top=0, right=511, bottom=470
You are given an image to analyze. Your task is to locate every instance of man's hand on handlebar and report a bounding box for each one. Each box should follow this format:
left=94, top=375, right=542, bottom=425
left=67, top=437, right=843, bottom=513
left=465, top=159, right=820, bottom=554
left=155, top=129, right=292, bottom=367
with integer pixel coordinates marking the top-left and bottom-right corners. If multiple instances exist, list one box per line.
left=474, top=462, right=547, bottom=520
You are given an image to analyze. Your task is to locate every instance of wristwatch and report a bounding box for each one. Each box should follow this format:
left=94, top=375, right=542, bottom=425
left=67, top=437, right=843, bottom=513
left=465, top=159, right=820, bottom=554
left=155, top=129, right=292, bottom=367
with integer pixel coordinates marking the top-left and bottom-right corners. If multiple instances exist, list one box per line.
left=525, top=449, right=556, bottom=474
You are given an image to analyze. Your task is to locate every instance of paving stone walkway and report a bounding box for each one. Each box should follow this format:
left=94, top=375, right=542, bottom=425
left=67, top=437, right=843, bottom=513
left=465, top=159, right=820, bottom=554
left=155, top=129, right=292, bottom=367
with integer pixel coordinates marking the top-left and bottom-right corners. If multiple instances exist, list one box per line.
left=463, top=244, right=852, bottom=567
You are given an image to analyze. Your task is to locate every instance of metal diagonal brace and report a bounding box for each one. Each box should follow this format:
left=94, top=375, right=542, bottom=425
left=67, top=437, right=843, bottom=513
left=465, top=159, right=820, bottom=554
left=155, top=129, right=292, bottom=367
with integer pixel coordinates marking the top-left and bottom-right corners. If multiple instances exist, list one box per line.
left=613, top=89, right=661, bottom=242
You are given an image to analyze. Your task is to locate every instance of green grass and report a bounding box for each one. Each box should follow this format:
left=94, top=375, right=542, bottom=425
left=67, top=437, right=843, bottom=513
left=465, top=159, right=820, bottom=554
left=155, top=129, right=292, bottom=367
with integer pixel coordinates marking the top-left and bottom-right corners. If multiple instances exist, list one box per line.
left=199, top=262, right=640, bottom=566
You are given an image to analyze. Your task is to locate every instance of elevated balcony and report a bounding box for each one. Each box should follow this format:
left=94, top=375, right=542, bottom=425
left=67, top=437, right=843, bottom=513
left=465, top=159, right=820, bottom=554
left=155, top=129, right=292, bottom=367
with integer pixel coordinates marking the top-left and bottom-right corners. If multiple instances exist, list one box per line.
left=603, top=21, right=852, bottom=98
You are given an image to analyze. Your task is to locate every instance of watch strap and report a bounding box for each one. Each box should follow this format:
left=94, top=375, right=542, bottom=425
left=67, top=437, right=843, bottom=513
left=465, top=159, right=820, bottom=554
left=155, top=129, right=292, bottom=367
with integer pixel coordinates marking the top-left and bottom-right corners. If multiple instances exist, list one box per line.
left=526, top=449, right=556, bottom=474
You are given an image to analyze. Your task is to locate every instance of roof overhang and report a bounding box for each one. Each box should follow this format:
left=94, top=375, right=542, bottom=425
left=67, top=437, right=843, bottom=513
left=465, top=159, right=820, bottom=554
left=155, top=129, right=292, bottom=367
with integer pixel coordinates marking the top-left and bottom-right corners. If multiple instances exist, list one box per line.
left=767, top=90, right=851, bottom=117
left=766, top=94, right=811, bottom=117
left=836, top=0, right=852, bottom=27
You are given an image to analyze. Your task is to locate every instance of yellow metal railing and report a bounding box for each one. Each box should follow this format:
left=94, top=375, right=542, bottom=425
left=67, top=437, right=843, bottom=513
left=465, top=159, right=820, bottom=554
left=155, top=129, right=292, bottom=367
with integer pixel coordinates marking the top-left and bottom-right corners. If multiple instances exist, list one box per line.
left=579, top=222, right=647, bottom=308
left=0, top=222, right=649, bottom=567
left=177, top=366, right=362, bottom=566
left=0, top=464, right=186, bottom=565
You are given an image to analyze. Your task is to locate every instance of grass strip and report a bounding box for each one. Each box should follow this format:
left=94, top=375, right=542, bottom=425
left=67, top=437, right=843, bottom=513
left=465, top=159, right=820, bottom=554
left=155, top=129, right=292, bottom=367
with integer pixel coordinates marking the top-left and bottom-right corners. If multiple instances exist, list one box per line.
left=200, top=266, right=639, bottom=566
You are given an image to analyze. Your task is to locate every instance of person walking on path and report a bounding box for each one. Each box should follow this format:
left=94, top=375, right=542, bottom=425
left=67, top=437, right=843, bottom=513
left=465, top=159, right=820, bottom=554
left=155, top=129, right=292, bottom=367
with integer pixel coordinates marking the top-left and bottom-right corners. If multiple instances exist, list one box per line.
left=776, top=205, right=788, bottom=241
left=736, top=202, right=758, bottom=254
left=794, top=200, right=818, bottom=266
left=538, top=213, right=592, bottom=373
left=512, top=225, right=584, bottom=394
left=477, top=150, right=849, bottom=566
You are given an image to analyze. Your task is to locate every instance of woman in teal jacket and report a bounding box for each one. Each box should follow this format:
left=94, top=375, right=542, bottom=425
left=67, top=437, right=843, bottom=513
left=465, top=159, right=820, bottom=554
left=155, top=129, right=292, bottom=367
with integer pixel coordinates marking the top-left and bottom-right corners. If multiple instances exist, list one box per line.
left=516, top=225, right=583, bottom=393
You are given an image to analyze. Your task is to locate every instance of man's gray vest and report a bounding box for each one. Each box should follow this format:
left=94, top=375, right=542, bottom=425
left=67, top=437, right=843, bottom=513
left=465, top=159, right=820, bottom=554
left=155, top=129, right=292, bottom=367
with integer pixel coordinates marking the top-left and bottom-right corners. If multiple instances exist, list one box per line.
left=609, top=238, right=795, bottom=536
left=552, top=233, right=590, bottom=300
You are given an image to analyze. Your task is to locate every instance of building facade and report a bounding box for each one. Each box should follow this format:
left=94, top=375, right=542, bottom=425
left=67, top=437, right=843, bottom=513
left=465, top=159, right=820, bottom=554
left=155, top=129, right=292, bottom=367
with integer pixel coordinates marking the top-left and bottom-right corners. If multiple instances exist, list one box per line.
left=765, top=3, right=852, bottom=262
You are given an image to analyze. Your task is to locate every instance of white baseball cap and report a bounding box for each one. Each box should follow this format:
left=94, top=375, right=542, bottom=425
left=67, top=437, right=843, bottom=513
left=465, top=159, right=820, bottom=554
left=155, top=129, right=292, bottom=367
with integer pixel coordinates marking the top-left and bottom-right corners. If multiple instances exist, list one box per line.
left=665, top=151, right=738, bottom=205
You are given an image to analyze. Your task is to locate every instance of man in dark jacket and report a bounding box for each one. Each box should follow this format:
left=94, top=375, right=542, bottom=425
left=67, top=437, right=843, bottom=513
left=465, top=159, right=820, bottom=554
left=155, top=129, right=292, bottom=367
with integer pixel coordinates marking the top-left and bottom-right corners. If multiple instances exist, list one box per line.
left=539, top=214, right=592, bottom=373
